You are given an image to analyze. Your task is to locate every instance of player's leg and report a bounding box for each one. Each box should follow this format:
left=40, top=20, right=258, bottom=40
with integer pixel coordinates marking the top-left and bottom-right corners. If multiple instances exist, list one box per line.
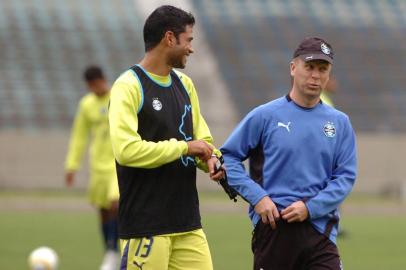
left=303, top=225, right=342, bottom=270
left=99, top=207, right=119, bottom=270
left=90, top=171, right=119, bottom=251
left=105, top=176, right=120, bottom=252
left=252, top=220, right=304, bottom=270
left=100, top=202, right=119, bottom=252
left=120, top=236, right=170, bottom=270
left=305, top=248, right=342, bottom=270
left=89, top=171, right=120, bottom=270
left=168, top=229, right=213, bottom=270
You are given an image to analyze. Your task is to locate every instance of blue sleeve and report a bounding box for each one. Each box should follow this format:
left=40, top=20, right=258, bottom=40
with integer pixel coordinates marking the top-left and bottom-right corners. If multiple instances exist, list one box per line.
left=305, top=116, right=357, bottom=219
left=221, top=108, right=269, bottom=206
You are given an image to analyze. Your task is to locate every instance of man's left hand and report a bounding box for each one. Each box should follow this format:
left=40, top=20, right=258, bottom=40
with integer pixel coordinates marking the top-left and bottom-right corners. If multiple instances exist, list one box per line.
left=206, top=156, right=225, bottom=181
left=281, top=201, right=309, bottom=223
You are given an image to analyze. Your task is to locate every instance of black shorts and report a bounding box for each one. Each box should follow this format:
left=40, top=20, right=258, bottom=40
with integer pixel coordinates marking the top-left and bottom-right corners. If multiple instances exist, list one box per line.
left=252, top=219, right=342, bottom=270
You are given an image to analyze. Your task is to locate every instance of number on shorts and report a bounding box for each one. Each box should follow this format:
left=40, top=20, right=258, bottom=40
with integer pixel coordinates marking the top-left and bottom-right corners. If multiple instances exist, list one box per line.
left=134, top=237, right=154, bottom=258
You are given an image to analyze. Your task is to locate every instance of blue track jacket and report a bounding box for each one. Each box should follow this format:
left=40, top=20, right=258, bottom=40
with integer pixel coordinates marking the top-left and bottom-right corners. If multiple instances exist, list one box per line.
left=221, top=95, right=357, bottom=243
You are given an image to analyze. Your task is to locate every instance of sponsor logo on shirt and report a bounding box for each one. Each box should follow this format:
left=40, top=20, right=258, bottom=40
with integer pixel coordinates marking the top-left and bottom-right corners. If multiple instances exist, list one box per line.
left=323, top=122, right=336, bottom=137
left=277, top=121, right=291, bottom=132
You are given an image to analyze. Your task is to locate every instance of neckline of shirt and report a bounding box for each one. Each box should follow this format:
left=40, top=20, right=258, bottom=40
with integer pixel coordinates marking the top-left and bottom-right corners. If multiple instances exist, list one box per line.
left=285, top=94, right=322, bottom=111
left=136, top=64, right=172, bottom=87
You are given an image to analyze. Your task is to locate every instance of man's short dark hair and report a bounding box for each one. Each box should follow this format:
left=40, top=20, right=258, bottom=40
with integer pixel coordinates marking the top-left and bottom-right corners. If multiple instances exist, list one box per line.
left=83, top=66, right=105, bottom=82
left=143, top=5, right=195, bottom=52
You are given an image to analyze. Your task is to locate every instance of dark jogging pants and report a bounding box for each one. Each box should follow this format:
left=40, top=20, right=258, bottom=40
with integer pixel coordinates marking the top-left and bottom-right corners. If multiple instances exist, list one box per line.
left=252, top=219, right=342, bottom=270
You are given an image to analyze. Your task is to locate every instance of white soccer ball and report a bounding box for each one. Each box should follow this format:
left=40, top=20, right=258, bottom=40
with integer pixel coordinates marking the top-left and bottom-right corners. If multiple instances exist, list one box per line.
left=28, top=246, right=59, bottom=270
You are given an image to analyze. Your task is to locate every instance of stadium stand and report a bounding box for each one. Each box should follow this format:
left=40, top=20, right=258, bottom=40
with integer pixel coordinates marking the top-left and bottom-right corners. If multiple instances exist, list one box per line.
left=192, top=0, right=406, bottom=132
left=1, top=0, right=404, bottom=132
left=0, top=0, right=144, bottom=129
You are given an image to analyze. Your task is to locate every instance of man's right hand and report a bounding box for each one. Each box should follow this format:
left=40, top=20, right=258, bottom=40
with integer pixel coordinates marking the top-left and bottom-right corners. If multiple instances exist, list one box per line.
left=65, top=171, right=75, bottom=187
left=254, top=196, right=280, bottom=229
left=186, top=140, right=213, bottom=161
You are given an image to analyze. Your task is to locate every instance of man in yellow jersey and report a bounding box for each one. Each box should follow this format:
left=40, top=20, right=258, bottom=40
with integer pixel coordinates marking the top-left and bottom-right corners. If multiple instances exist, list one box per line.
left=108, top=5, right=224, bottom=270
left=65, top=66, right=120, bottom=270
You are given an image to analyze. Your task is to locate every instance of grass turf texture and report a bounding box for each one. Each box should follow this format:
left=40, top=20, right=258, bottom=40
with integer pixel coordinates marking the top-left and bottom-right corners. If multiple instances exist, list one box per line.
left=0, top=192, right=405, bottom=269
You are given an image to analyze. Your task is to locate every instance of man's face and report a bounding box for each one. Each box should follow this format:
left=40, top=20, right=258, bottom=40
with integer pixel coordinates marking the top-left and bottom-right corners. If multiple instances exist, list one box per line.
left=290, top=58, right=331, bottom=98
left=167, top=25, right=194, bottom=69
left=87, top=78, right=109, bottom=96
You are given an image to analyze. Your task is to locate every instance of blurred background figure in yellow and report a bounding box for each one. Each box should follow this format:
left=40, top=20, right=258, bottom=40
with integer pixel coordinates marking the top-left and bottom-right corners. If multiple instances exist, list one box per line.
left=320, top=76, right=338, bottom=107
left=64, top=66, right=120, bottom=270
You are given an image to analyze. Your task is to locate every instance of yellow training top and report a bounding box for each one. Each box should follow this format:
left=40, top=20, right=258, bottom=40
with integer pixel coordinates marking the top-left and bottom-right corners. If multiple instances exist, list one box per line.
left=108, top=68, right=219, bottom=172
left=65, top=92, right=116, bottom=173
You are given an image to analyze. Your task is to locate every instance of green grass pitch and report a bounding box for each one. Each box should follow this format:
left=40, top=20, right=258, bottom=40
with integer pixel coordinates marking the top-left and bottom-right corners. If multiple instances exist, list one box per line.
left=1, top=192, right=405, bottom=269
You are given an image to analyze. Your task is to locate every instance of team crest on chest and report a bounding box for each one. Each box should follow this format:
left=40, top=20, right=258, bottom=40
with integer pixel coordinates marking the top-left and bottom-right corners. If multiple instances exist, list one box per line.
left=152, top=98, right=162, bottom=111
left=323, top=122, right=336, bottom=137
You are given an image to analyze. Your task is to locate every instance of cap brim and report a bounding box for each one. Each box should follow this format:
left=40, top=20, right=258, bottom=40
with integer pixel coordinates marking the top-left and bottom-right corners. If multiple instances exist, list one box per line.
left=299, top=53, right=333, bottom=64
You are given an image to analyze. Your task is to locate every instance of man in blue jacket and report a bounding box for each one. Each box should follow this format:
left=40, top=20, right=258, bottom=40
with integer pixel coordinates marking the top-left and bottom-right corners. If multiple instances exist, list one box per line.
left=221, top=37, right=356, bottom=270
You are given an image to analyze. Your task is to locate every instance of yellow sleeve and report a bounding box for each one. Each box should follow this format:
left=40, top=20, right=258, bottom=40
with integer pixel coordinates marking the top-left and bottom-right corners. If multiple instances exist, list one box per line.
left=65, top=98, right=90, bottom=171
left=108, top=71, right=188, bottom=168
left=176, top=71, right=221, bottom=172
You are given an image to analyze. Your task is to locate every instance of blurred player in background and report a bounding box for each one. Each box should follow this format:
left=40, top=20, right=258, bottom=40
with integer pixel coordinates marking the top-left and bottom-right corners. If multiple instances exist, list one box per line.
left=321, top=75, right=338, bottom=107
left=109, top=5, right=223, bottom=270
left=222, top=37, right=357, bottom=270
left=65, top=66, right=119, bottom=270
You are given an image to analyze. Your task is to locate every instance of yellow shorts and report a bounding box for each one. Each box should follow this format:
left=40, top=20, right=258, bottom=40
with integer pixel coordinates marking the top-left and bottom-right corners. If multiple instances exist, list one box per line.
left=88, top=170, right=119, bottom=209
left=119, top=229, right=213, bottom=270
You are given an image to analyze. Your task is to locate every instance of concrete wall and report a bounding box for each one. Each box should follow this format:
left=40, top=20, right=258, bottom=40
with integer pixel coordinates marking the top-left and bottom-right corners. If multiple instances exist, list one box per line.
left=1, top=131, right=405, bottom=196
left=356, top=133, right=406, bottom=196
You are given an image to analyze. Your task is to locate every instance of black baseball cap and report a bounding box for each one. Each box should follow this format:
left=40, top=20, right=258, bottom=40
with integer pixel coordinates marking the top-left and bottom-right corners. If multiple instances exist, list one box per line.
left=293, top=37, right=334, bottom=64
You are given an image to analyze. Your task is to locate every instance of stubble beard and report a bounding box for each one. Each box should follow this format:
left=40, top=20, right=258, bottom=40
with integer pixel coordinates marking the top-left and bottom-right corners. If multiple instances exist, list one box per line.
left=168, top=53, right=186, bottom=69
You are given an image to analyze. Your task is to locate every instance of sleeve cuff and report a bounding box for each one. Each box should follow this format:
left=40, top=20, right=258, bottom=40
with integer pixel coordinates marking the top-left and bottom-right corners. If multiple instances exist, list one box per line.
left=212, top=148, right=222, bottom=158
left=249, top=189, right=269, bottom=207
left=65, top=163, right=79, bottom=172
left=180, top=141, right=189, bottom=155
left=305, top=200, right=315, bottom=220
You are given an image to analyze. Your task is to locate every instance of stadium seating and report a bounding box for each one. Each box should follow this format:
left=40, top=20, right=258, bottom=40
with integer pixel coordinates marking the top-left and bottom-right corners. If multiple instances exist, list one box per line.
left=0, top=0, right=405, bottom=132
left=0, top=0, right=144, bottom=129
left=192, top=0, right=406, bottom=132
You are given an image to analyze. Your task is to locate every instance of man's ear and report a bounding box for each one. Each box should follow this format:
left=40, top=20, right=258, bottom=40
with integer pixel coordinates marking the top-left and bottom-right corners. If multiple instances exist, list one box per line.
left=290, top=60, right=296, bottom=77
left=164, top=31, right=176, bottom=47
